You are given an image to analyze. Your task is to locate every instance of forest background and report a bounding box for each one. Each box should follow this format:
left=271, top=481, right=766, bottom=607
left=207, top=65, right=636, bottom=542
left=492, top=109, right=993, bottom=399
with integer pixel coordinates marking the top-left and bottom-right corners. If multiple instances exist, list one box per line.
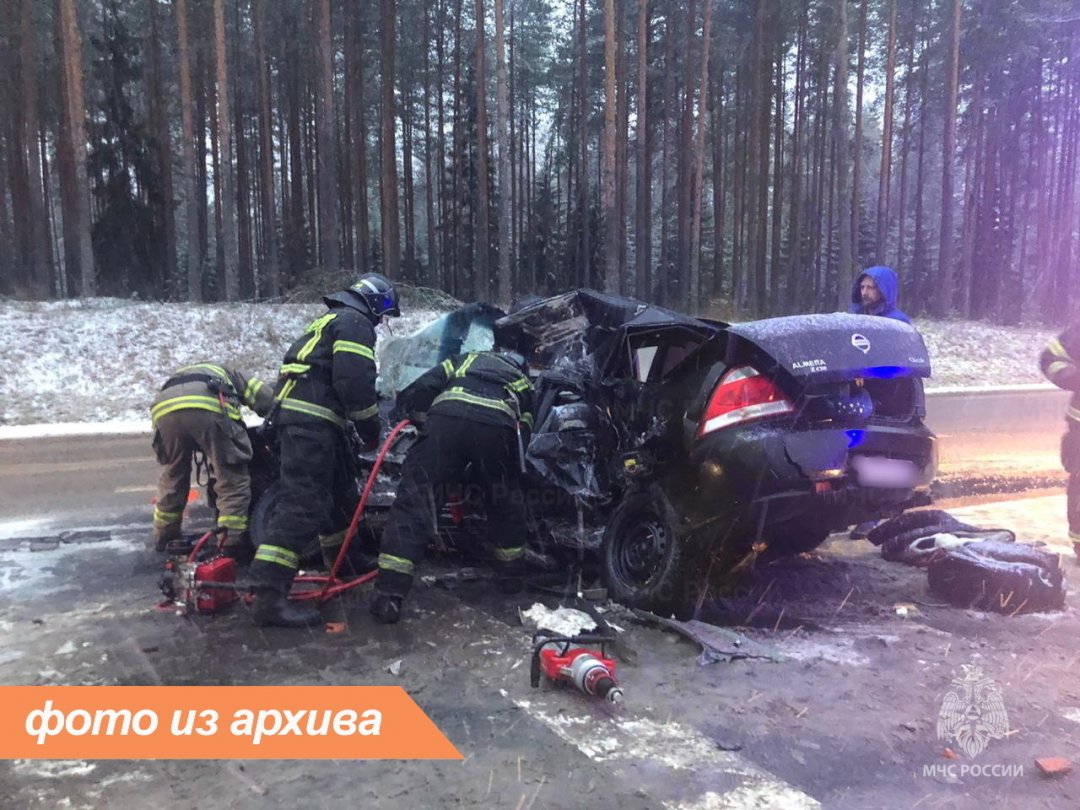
left=0, top=0, right=1077, bottom=325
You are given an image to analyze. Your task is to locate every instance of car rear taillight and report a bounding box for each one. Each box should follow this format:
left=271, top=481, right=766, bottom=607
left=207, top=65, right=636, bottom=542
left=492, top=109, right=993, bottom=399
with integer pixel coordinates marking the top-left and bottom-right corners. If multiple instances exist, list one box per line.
left=697, top=366, right=794, bottom=437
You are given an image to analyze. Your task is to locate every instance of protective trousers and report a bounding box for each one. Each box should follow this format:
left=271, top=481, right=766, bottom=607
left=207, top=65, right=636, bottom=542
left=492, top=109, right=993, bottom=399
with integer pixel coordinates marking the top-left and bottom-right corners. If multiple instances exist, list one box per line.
left=250, top=422, right=358, bottom=585
left=1064, top=427, right=1080, bottom=544
left=152, top=409, right=253, bottom=543
left=376, top=414, right=528, bottom=597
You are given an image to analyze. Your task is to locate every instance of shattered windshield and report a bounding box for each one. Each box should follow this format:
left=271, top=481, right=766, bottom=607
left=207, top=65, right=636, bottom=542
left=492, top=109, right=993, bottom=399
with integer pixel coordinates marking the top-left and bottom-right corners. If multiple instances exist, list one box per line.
left=377, top=303, right=501, bottom=397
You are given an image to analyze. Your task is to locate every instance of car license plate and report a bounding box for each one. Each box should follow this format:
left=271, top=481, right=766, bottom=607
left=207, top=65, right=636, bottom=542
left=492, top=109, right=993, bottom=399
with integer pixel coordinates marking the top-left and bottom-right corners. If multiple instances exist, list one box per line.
left=850, top=455, right=918, bottom=487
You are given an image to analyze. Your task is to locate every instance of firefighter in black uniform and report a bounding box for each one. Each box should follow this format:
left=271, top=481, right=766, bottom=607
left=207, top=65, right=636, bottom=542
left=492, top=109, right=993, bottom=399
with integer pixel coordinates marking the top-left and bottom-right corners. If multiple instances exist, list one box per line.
left=1040, top=319, right=1080, bottom=557
left=370, top=350, right=534, bottom=624
left=249, top=273, right=400, bottom=627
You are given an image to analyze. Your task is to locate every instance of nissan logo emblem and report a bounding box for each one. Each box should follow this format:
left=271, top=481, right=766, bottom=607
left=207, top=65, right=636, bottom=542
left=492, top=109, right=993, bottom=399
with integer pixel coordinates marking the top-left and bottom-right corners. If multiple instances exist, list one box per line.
left=851, top=333, right=871, bottom=354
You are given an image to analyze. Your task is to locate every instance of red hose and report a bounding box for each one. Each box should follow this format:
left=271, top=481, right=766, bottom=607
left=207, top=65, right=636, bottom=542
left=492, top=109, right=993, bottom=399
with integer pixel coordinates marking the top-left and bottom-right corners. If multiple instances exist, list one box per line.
left=291, top=419, right=412, bottom=603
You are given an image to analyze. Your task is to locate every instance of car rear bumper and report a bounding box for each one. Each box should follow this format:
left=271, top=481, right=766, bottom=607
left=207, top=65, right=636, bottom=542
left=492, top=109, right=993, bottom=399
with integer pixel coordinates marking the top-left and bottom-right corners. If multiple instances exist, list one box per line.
left=688, top=420, right=937, bottom=531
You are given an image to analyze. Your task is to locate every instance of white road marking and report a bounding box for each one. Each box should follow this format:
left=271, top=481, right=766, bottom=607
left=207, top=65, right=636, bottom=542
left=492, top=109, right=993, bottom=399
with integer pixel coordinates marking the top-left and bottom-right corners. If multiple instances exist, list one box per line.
left=442, top=600, right=820, bottom=809
left=114, top=485, right=158, bottom=494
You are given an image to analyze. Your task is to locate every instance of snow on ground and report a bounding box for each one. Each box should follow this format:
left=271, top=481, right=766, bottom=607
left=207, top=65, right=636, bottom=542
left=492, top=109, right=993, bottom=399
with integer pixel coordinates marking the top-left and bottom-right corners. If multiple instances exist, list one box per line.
left=0, top=297, right=445, bottom=426
left=917, top=319, right=1056, bottom=389
left=0, top=296, right=1058, bottom=426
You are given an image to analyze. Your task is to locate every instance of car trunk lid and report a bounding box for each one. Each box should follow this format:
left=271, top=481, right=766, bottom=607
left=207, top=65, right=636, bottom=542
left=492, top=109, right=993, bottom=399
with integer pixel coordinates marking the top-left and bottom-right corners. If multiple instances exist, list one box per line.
left=723, top=313, right=931, bottom=385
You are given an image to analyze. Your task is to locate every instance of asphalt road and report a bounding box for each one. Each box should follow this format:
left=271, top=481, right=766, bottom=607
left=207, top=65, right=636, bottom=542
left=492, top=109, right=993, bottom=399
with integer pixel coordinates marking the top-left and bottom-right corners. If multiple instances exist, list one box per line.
left=0, top=388, right=1069, bottom=533
left=0, top=390, right=1078, bottom=808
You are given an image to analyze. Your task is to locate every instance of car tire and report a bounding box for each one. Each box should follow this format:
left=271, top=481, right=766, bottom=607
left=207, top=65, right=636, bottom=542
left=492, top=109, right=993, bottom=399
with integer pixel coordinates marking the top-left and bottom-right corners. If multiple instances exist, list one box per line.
left=602, top=485, right=697, bottom=618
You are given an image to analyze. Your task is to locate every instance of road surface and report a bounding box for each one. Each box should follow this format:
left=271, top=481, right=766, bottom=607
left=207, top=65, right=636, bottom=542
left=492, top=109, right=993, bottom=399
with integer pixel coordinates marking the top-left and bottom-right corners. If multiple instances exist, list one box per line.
left=1, top=389, right=1077, bottom=808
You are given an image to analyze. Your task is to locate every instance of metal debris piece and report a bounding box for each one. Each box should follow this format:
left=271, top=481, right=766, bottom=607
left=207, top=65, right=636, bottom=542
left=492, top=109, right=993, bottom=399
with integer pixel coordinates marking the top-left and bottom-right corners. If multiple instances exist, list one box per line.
left=630, top=609, right=785, bottom=665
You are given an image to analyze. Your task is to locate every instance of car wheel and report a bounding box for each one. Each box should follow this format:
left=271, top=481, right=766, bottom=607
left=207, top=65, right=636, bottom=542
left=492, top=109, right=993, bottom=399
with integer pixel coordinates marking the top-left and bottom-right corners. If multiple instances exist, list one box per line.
left=602, top=485, right=696, bottom=618
left=248, top=479, right=282, bottom=553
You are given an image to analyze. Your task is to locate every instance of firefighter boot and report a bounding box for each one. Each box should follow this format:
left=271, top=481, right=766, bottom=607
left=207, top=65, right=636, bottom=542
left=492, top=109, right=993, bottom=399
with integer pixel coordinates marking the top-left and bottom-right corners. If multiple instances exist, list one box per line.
left=320, top=530, right=379, bottom=576
left=370, top=591, right=403, bottom=624
left=251, top=583, right=322, bottom=628
left=493, top=557, right=526, bottom=595
left=222, top=531, right=255, bottom=567
left=152, top=523, right=182, bottom=553
left=319, top=531, right=347, bottom=571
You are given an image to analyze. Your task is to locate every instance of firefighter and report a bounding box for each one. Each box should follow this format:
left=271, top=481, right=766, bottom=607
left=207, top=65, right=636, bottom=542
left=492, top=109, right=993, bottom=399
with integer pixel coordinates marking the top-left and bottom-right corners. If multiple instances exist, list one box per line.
left=150, top=363, right=274, bottom=559
left=1040, top=319, right=1080, bottom=557
left=370, top=349, right=534, bottom=624
left=249, top=273, right=401, bottom=628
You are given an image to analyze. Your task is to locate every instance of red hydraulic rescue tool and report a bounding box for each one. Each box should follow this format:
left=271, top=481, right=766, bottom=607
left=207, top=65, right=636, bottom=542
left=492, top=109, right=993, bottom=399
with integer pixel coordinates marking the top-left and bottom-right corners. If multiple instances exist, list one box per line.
left=530, top=633, right=623, bottom=704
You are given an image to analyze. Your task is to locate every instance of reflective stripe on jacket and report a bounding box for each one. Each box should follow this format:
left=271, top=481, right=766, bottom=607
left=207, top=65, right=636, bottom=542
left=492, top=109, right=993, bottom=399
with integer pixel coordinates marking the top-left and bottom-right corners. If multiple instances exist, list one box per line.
left=274, top=306, right=380, bottom=432
left=1040, top=324, right=1080, bottom=425
left=397, top=352, right=534, bottom=433
left=150, top=363, right=273, bottom=426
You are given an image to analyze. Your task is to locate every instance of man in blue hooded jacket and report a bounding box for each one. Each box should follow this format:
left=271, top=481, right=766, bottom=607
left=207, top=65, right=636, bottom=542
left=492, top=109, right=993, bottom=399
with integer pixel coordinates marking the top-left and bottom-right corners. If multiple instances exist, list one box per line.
left=847, top=265, right=912, bottom=541
left=850, top=265, right=911, bottom=323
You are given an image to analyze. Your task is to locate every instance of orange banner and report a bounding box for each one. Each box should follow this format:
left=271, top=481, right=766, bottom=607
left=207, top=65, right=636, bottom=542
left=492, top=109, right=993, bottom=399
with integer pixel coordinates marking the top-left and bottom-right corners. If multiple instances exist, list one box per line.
left=0, top=686, right=461, bottom=760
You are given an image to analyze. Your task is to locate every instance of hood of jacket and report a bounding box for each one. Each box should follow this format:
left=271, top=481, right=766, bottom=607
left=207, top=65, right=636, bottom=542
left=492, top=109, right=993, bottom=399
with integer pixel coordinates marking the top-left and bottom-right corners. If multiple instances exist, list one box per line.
left=851, top=265, right=908, bottom=322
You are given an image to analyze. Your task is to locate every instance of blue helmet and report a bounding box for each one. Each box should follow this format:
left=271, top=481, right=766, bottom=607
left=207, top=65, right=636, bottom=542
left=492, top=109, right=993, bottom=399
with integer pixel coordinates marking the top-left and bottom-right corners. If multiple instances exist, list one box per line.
left=324, top=273, right=401, bottom=319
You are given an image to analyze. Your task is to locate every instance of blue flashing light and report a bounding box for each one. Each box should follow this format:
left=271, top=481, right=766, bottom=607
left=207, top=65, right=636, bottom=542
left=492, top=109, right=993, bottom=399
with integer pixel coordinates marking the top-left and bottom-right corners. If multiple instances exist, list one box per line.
left=864, top=365, right=908, bottom=379
left=846, top=429, right=865, bottom=448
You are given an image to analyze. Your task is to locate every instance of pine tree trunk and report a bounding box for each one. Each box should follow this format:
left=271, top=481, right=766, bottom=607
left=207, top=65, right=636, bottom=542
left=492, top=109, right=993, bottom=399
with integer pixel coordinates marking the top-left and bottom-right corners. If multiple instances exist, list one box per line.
left=896, top=10, right=916, bottom=277
left=253, top=0, right=279, bottom=297
left=601, top=0, right=618, bottom=294
left=676, top=0, right=697, bottom=310
left=634, top=0, right=650, bottom=299
left=450, top=0, right=465, bottom=296
left=401, top=89, right=416, bottom=279
left=56, top=0, right=94, bottom=295
left=768, top=41, right=784, bottom=310
left=937, top=0, right=961, bottom=315
left=710, top=58, right=726, bottom=301
left=688, top=0, right=712, bottom=314
left=750, top=0, right=771, bottom=314
left=20, top=0, right=50, bottom=296
left=851, top=0, right=867, bottom=268
left=436, top=0, right=449, bottom=285
left=315, top=0, right=341, bottom=274
left=149, top=0, right=176, bottom=297
left=832, top=0, right=851, bottom=310
left=578, top=0, right=590, bottom=288
left=232, top=0, right=253, bottom=298
left=286, top=10, right=306, bottom=284
left=912, top=35, right=929, bottom=313
left=786, top=1, right=808, bottom=313
left=380, top=0, right=401, bottom=276
left=493, top=0, right=511, bottom=302
left=213, top=0, right=238, bottom=299
left=657, top=0, right=676, bottom=303
left=473, top=0, right=491, bottom=299
left=876, top=0, right=896, bottom=260
left=614, top=0, right=629, bottom=294
left=423, top=3, right=438, bottom=287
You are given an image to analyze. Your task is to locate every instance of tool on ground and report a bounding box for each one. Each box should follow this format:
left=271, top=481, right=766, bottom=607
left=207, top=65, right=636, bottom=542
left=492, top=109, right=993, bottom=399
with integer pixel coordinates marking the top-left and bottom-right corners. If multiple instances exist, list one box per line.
left=158, top=527, right=241, bottom=615
left=530, top=632, right=623, bottom=704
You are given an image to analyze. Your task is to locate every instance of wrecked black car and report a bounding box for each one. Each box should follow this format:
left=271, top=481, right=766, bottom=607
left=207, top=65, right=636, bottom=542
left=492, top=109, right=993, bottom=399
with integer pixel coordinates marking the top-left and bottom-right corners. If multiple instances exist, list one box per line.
left=370, top=290, right=937, bottom=614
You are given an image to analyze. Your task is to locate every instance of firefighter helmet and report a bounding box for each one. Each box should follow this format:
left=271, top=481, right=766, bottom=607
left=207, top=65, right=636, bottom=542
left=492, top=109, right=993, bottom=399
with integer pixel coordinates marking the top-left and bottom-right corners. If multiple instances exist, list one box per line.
left=324, top=273, right=401, bottom=319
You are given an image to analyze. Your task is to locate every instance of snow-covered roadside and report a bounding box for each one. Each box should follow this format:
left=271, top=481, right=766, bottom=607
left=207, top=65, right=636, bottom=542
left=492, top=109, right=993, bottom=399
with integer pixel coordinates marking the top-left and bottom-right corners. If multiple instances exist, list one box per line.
left=0, top=297, right=1058, bottom=428
left=0, top=298, right=444, bottom=427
